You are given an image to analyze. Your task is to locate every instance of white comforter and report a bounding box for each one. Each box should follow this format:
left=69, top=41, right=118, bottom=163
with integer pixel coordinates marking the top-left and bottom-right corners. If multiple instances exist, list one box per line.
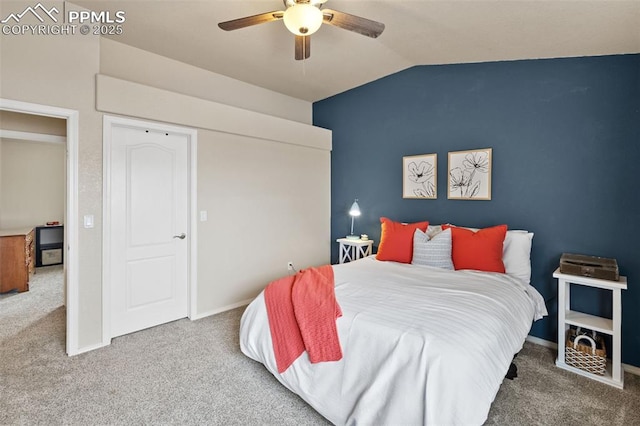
left=240, top=257, right=547, bottom=425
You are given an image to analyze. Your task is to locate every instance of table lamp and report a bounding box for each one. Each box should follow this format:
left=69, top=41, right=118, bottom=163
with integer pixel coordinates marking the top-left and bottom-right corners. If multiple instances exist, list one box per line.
left=346, top=199, right=361, bottom=239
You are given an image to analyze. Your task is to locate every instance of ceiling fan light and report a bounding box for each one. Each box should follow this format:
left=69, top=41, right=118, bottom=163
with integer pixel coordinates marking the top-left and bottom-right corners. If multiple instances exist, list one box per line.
left=283, top=4, right=323, bottom=36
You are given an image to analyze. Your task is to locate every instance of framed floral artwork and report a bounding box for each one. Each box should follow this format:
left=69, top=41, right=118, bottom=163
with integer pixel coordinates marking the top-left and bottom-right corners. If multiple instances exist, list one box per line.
left=403, top=153, right=437, bottom=199
left=448, top=148, right=492, bottom=200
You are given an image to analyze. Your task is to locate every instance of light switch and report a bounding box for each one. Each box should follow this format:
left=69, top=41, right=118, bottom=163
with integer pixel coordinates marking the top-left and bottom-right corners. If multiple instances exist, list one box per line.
left=200, top=210, right=208, bottom=222
left=84, top=214, right=94, bottom=228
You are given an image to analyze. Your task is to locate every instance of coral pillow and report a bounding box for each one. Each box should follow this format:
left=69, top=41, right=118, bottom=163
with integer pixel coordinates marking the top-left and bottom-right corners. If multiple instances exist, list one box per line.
left=376, top=217, right=429, bottom=263
left=442, top=224, right=508, bottom=273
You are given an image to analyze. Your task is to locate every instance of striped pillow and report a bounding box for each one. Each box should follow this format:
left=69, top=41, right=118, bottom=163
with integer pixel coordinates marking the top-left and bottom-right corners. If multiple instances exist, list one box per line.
left=411, top=228, right=454, bottom=270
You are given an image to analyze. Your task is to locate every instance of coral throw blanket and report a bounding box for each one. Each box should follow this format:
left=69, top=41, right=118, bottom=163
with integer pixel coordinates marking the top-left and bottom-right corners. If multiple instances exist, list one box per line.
left=264, top=265, right=342, bottom=373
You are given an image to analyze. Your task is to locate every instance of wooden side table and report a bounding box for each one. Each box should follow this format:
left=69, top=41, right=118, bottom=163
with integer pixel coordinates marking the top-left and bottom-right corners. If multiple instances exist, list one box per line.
left=553, top=268, right=627, bottom=388
left=336, top=238, right=374, bottom=264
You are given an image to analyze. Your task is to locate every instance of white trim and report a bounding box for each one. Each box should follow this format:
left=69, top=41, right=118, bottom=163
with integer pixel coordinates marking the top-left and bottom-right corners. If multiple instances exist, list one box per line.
left=624, top=363, right=640, bottom=376
left=0, top=129, right=66, bottom=144
left=69, top=341, right=109, bottom=355
left=101, top=118, right=112, bottom=347
left=190, top=298, right=253, bottom=321
left=525, top=334, right=557, bottom=349
left=188, top=133, right=198, bottom=319
left=0, top=98, right=80, bottom=356
left=525, top=335, right=640, bottom=377
left=102, top=115, right=198, bottom=345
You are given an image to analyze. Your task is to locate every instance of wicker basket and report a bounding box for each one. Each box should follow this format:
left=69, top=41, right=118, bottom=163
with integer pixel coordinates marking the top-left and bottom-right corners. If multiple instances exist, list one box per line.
left=565, top=329, right=607, bottom=375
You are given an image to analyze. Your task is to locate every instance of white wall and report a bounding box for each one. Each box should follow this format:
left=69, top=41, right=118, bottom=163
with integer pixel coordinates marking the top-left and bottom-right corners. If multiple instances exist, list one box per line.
left=0, top=1, right=330, bottom=352
left=196, top=130, right=330, bottom=314
left=0, top=139, right=65, bottom=229
left=0, top=111, right=66, bottom=230
left=0, top=5, right=104, bottom=349
left=100, top=39, right=313, bottom=125
left=0, top=110, right=67, bottom=135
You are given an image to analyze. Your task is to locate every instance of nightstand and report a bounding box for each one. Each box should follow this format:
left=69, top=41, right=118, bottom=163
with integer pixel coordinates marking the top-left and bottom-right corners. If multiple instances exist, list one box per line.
left=553, top=268, right=627, bottom=388
left=336, top=238, right=374, bottom=264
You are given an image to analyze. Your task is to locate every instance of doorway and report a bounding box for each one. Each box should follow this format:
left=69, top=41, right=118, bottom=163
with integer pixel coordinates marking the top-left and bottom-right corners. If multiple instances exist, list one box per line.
left=102, top=115, right=198, bottom=341
left=0, top=98, right=80, bottom=355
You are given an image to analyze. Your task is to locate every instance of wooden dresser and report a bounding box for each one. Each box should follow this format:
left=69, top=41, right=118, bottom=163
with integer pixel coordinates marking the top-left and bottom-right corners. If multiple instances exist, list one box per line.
left=0, top=228, right=35, bottom=293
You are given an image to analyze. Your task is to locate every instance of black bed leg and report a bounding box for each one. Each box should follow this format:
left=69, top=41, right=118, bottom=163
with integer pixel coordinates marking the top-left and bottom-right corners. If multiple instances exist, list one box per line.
left=505, top=362, right=518, bottom=380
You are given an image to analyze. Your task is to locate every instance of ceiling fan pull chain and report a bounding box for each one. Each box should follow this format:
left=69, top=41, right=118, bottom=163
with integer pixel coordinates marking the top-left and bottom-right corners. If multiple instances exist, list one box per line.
left=302, top=51, right=306, bottom=76
left=303, top=38, right=306, bottom=75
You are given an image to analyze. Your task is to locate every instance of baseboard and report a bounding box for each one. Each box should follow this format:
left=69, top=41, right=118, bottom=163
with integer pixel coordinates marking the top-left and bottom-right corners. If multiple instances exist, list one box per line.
left=525, top=334, right=640, bottom=377
left=190, top=298, right=252, bottom=320
left=624, top=363, right=640, bottom=376
left=525, top=335, right=557, bottom=349
left=68, top=341, right=109, bottom=356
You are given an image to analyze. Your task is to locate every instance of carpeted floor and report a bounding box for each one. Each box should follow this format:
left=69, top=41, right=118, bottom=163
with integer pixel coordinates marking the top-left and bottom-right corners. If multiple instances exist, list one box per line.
left=1, top=267, right=639, bottom=425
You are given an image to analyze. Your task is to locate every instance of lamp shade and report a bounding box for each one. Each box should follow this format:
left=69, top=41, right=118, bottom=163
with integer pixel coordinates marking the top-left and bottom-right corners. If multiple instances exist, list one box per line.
left=349, top=199, right=361, bottom=217
left=283, top=3, right=323, bottom=36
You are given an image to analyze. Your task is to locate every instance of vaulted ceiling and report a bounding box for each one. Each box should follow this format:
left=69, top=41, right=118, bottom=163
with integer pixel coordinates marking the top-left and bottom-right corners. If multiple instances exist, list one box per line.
left=73, top=0, right=640, bottom=102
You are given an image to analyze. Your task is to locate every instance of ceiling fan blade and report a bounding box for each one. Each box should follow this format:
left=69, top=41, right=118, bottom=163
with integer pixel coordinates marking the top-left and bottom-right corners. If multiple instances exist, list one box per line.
left=218, top=11, right=284, bottom=31
left=322, top=9, right=385, bottom=38
left=295, top=35, right=311, bottom=60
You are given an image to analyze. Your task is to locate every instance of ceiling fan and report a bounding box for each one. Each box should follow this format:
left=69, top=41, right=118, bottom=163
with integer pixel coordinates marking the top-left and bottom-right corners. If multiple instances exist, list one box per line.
left=218, top=0, right=385, bottom=60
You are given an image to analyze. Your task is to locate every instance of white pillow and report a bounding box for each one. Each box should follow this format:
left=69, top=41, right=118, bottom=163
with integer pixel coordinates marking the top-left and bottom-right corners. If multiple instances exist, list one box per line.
left=426, top=225, right=442, bottom=239
left=502, top=230, right=534, bottom=284
left=411, top=228, right=454, bottom=270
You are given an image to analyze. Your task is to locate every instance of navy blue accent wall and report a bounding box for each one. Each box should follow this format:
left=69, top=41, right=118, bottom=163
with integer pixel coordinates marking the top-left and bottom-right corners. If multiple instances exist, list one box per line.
left=313, top=55, right=640, bottom=367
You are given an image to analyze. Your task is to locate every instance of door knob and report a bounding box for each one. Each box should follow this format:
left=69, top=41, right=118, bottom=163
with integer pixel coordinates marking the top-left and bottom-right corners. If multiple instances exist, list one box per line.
left=173, top=233, right=186, bottom=240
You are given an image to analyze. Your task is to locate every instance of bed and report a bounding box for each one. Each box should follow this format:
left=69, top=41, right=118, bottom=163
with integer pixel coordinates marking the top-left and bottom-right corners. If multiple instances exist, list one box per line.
left=240, top=223, right=547, bottom=425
